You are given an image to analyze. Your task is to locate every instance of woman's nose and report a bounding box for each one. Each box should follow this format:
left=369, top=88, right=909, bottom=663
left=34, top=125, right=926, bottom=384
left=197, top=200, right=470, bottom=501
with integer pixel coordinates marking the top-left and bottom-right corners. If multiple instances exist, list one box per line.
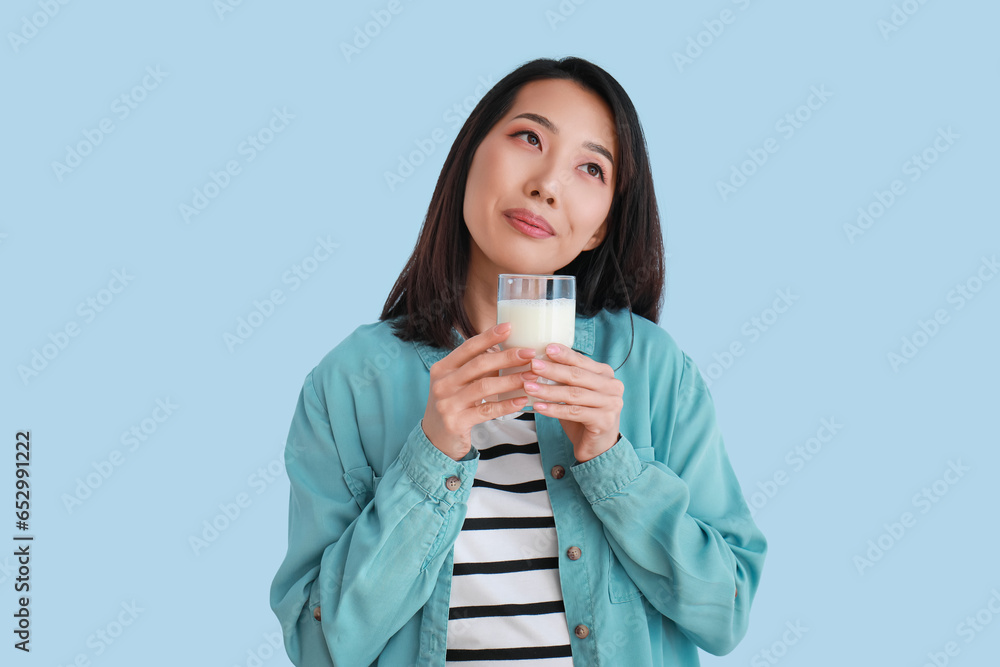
left=526, top=164, right=563, bottom=206
left=530, top=187, right=556, bottom=206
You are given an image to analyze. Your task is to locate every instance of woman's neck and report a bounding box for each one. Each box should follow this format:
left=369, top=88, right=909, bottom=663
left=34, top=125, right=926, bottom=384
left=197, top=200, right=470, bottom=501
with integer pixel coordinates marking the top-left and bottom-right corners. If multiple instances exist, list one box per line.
left=461, top=274, right=498, bottom=339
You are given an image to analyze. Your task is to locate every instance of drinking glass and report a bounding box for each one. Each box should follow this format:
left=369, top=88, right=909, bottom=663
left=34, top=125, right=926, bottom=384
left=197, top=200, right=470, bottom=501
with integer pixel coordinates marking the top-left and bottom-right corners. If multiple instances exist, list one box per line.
left=496, top=274, right=576, bottom=411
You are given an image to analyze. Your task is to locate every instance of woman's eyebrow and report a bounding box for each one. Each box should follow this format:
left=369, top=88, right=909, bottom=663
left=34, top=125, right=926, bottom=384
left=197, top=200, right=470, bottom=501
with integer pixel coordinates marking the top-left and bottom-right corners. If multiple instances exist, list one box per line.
left=511, top=112, right=615, bottom=169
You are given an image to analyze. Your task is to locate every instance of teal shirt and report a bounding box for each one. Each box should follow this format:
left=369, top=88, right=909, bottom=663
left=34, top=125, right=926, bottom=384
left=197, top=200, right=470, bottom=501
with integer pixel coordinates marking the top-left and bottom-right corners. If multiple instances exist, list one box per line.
left=269, top=307, right=767, bottom=666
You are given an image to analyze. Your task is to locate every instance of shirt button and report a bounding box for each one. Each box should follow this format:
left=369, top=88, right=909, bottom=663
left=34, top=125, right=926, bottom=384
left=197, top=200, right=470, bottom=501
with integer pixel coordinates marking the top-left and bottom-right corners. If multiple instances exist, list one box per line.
left=550, top=465, right=565, bottom=479
left=574, top=624, right=590, bottom=639
left=313, top=606, right=322, bottom=621
left=445, top=475, right=462, bottom=491
left=566, top=546, right=582, bottom=560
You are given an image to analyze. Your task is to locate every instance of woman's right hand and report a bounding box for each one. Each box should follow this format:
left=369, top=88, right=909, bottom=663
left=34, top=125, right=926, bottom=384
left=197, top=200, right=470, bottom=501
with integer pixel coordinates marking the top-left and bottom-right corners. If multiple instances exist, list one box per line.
left=422, top=322, right=538, bottom=460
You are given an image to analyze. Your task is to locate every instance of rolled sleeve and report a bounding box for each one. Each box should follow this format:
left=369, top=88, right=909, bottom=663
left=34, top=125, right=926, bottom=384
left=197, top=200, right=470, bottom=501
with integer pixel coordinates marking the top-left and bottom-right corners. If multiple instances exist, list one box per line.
left=398, top=420, right=479, bottom=504
left=570, top=435, right=644, bottom=504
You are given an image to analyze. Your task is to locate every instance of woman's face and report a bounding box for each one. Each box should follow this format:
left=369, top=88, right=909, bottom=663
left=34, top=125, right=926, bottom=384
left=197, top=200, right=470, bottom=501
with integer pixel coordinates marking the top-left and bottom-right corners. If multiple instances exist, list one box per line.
left=462, top=78, right=618, bottom=277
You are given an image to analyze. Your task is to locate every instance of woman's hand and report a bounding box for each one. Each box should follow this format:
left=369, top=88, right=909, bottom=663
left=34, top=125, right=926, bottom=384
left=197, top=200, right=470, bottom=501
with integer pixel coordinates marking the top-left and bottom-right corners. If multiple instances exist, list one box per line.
left=522, top=343, right=624, bottom=462
left=422, top=322, right=538, bottom=460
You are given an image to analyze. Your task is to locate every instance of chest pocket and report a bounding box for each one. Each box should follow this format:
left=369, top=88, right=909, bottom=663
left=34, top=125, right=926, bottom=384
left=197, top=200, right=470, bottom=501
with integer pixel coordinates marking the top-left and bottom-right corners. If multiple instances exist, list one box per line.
left=343, top=465, right=381, bottom=510
left=607, top=446, right=655, bottom=603
left=632, top=446, right=655, bottom=462
left=608, top=546, right=643, bottom=603
left=608, top=447, right=655, bottom=604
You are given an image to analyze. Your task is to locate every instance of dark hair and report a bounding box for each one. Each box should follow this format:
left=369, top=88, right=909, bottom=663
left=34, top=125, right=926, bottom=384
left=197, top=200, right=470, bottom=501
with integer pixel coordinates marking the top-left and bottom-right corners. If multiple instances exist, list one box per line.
left=379, top=56, right=664, bottom=369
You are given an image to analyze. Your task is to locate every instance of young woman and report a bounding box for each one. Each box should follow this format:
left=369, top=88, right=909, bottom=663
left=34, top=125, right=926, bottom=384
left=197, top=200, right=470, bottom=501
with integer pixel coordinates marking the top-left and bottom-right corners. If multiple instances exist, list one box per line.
left=270, top=57, right=767, bottom=666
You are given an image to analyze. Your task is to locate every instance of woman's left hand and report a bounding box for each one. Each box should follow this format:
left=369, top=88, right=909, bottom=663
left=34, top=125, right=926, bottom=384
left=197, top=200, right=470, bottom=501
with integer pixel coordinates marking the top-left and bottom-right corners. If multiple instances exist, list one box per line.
left=523, top=343, right=624, bottom=462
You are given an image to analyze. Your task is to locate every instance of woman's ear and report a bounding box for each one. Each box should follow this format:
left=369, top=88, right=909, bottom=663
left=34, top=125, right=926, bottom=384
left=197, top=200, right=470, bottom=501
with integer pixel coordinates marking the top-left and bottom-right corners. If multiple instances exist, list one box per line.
left=582, top=220, right=608, bottom=252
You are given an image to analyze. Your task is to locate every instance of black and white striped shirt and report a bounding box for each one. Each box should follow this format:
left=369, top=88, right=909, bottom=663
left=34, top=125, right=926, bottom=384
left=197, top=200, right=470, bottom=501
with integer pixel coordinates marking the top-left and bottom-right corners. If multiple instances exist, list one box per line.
left=445, top=410, right=573, bottom=666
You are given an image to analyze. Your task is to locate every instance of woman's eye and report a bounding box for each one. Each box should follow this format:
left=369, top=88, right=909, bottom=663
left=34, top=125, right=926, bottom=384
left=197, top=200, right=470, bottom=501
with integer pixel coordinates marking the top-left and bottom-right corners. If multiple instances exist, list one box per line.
left=511, top=130, right=605, bottom=182
left=513, top=130, right=540, bottom=146
left=581, top=163, right=605, bottom=181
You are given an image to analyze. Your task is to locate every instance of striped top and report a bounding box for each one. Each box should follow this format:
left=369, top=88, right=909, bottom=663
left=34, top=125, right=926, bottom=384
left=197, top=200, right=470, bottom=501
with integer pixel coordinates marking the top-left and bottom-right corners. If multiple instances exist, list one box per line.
left=445, top=410, right=573, bottom=666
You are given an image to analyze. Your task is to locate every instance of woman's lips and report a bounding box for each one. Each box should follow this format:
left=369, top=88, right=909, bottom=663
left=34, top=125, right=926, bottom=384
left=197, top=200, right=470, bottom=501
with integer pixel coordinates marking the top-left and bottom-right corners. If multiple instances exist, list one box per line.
left=503, top=211, right=554, bottom=238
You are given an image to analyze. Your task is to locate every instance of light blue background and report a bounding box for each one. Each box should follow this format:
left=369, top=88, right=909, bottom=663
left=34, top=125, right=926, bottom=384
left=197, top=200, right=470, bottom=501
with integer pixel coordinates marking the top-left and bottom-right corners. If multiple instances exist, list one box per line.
left=3, top=1, right=998, bottom=665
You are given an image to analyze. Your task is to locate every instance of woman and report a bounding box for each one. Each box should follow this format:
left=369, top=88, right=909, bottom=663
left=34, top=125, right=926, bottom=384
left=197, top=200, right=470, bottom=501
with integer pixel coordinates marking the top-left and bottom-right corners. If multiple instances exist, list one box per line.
left=270, top=57, right=767, bottom=666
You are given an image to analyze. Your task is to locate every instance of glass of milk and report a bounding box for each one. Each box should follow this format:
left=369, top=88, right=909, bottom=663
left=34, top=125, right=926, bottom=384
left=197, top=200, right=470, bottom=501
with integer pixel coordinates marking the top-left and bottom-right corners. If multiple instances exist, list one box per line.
left=496, top=274, right=576, bottom=411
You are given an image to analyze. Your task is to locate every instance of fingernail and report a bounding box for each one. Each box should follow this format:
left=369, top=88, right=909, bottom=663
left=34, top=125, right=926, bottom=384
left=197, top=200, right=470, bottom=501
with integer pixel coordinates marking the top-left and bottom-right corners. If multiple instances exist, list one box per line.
left=531, top=359, right=546, bottom=370
left=518, top=348, right=536, bottom=359
left=524, top=382, right=539, bottom=391
left=546, top=344, right=560, bottom=355
left=522, top=372, right=538, bottom=381
left=495, top=322, right=511, bottom=334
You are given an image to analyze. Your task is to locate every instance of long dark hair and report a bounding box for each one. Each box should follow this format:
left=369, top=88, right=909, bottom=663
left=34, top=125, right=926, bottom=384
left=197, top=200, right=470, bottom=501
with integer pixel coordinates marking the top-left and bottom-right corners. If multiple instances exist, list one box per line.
left=379, top=57, right=664, bottom=369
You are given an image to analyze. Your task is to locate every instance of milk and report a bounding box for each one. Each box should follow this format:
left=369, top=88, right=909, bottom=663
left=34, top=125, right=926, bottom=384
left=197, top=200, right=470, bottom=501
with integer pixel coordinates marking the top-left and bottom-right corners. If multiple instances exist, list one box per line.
left=497, top=298, right=575, bottom=408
